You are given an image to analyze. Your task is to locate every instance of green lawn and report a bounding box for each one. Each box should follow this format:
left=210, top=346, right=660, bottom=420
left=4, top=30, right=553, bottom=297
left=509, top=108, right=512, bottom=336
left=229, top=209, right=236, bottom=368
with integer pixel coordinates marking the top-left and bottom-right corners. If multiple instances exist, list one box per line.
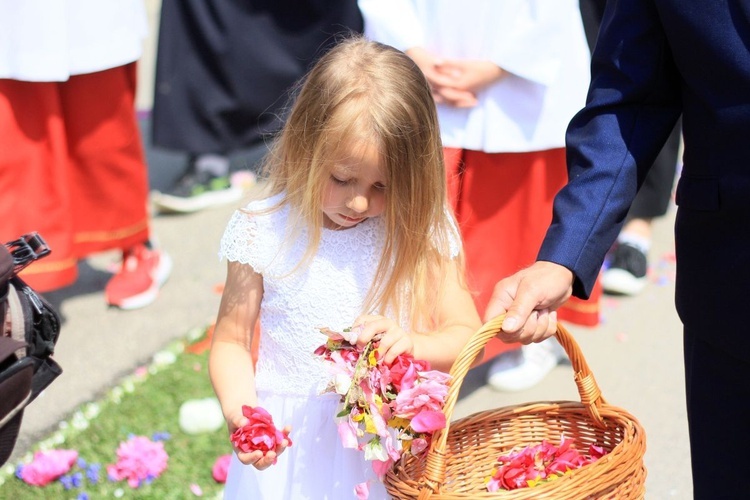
left=0, top=327, right=230, bottom=499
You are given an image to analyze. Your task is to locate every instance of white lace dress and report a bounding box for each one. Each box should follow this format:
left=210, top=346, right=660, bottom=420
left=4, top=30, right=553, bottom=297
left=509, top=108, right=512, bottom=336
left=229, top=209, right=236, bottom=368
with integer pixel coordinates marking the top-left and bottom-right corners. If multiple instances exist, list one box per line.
left=219, top=193, right=389, bottom=499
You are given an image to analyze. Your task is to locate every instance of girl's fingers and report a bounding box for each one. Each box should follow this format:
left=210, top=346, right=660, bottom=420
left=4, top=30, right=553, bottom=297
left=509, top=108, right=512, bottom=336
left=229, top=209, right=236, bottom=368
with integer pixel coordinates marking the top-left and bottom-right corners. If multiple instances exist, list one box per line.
left=237, top=449, right=280, bottom=470
left=236, top=449, right=262, bottom=466
left=254, top=451, right=278, bottom=470
left=351, top=316, right=414, bottom=360
left=352, top=315, right=387, bottom=345
left=379, top=335, right=412, bottom=364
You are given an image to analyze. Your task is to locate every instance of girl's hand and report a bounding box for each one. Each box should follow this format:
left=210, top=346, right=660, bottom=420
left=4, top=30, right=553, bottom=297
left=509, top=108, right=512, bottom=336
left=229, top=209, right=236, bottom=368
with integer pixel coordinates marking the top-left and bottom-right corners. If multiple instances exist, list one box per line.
left=352, top=314, right=414, bottom=364
left=226, top=409, right=292, bottom=470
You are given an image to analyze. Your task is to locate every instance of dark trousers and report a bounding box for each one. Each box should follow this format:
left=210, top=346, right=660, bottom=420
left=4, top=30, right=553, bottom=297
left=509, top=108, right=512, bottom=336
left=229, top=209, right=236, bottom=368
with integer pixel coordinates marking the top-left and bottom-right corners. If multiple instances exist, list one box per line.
left=683, top=326, right=750, bottom=498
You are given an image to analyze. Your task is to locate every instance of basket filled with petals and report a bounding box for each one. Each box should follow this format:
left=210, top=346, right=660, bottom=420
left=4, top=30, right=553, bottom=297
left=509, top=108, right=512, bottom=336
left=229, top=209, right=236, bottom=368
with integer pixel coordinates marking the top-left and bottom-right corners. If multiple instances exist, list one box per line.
left=384, top=315, right=647, bottom=499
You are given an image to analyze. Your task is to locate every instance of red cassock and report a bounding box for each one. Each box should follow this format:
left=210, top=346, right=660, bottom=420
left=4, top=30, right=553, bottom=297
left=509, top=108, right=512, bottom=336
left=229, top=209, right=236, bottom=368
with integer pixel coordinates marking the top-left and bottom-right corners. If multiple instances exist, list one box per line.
left=0, top=63, right=150, bottom=291
left=445, top=147, right=602, bottom=362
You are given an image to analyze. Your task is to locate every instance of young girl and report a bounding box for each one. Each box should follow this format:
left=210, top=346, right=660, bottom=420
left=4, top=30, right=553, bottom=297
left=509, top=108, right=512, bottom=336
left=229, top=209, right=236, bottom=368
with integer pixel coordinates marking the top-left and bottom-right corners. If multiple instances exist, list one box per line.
left=209, top=37, right=482, bottom=499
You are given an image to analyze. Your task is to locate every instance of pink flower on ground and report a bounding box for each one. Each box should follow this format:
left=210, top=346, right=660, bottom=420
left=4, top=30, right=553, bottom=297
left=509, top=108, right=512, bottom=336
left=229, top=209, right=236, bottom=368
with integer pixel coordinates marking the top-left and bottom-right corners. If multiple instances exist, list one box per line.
left=18, top=449, right=78, bottom=486
left=106, top=435, right=169, bottom=488
left=231, top=405, right=292, bottom=456
left=212, top=454, right=232, bottom=483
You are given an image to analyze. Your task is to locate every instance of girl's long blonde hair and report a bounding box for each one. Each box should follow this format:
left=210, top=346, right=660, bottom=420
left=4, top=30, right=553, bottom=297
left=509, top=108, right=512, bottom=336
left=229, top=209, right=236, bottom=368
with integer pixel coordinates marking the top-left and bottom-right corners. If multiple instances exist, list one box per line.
left=259, top=36, right=465, bottom=331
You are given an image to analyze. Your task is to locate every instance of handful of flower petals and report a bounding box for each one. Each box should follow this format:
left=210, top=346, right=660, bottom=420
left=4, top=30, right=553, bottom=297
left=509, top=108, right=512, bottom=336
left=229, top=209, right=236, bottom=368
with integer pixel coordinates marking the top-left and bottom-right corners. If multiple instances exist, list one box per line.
left=230, top=405, right=292, bottom=464
left=486, top=436, right=608, bottom=491
left=315, top=326, right=451, bottom=481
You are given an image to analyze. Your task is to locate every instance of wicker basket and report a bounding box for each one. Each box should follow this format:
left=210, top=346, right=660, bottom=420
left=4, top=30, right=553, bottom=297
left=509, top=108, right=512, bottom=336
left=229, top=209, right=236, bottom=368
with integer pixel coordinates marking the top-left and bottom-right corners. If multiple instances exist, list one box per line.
left=384, top=315, right=647, bottom=499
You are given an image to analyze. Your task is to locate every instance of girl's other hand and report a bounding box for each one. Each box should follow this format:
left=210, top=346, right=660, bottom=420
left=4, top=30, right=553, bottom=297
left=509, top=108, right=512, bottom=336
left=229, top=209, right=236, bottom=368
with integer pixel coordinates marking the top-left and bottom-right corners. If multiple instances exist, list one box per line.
left=352, top=314, right=414, bottom=364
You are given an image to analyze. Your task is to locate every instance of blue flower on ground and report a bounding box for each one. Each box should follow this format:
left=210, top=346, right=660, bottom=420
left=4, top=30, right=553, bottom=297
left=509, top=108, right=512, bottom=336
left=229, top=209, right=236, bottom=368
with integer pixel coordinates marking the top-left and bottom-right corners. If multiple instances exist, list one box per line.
left=86, top=463, right=101, bottom=484
left=60, top=475, right=74, bottom=490
left=152, top=431, right=171, bottom=441
left=77, top=458, right=87, bottom=469
left=14, top=465, right=24, bottom=480
left=71, top=471, right=83, bottom=488
left=77, top=493, right=89, bottom=500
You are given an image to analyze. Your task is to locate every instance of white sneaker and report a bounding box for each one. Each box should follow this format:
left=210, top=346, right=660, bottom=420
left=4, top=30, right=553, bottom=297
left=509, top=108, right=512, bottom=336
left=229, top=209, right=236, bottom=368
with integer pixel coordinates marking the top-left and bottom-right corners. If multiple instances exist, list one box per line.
left=487, top=339, right=566, bottom=392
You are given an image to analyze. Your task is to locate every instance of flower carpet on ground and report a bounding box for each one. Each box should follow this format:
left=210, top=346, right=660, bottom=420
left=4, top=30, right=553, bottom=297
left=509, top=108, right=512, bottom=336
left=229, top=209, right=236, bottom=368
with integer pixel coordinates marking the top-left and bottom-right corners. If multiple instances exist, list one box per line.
left=0, top=325, right=230, bottom=499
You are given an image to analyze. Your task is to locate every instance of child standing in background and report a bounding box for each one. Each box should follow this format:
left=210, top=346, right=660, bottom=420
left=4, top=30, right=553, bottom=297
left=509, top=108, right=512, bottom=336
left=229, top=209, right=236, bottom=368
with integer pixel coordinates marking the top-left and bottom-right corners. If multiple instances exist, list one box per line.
left=209, top=37, right=482, bottom=499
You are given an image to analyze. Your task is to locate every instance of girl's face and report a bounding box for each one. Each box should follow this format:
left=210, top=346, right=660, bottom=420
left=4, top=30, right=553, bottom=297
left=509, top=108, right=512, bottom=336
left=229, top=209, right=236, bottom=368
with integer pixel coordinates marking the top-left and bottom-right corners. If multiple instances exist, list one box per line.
left=322, top=141, right=387, bottom=230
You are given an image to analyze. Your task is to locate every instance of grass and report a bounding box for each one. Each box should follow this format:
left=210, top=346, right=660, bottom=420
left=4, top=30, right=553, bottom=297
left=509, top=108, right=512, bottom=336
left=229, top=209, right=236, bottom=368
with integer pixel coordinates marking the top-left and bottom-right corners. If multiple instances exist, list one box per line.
left=0, top=326, right=230, bottom=499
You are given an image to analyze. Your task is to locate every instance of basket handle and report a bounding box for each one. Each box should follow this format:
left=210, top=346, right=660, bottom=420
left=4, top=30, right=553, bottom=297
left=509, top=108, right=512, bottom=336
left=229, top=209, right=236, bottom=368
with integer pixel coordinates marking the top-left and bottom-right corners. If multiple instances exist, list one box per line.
left=417, top=315, right=607, bottom=498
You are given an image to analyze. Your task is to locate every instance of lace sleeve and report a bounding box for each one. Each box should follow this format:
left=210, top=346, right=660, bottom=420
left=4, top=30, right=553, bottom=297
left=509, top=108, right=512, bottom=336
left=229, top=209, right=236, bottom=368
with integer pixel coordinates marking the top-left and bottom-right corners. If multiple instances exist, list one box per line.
left=219, top=209, right=263, bottom=270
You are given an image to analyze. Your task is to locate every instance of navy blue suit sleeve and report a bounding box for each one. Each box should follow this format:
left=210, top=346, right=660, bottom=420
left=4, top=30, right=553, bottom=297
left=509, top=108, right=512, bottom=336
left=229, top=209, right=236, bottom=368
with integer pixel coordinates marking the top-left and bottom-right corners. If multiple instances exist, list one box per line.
left=538, top=0, right=682, bottom=298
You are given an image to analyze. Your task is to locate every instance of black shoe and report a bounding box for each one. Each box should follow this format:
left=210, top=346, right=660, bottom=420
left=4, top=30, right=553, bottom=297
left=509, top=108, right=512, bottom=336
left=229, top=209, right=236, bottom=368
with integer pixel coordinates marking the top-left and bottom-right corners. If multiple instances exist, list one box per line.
left=602, top=242, right=648, bottom=296
left=153, top=165, right=244, bottom=214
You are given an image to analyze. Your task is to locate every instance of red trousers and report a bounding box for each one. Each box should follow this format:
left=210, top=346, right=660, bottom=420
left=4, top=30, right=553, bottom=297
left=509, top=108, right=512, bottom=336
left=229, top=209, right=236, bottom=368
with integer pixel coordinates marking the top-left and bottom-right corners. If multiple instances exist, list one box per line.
left=0, top=64, right=150, bottom=291
left=445, top=147, right=602, bottom=362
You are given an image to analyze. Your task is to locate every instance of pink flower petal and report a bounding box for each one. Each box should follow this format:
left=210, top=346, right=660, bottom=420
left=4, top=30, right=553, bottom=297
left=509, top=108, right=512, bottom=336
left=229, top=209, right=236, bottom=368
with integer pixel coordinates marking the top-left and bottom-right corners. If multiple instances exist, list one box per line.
left=106, top=436, right=169, bottom=488
left=338, top=419, right=360, bottom=449
left=231, top=405, right=292, bottom=454
left=20, top=449, right=78, bottom=486
left=212, top=454, right=231, bottom=483
left=410, top=411, right=446, bottom=433
left=354, top=481, right=370, bottom=499
left=371, top=458, right=394, bottom=480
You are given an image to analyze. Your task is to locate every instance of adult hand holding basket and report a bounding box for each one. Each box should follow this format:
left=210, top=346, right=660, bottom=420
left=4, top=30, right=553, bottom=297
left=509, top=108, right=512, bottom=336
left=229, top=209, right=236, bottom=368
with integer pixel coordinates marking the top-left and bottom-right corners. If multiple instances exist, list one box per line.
left=384, top=315, right=647, bottom=499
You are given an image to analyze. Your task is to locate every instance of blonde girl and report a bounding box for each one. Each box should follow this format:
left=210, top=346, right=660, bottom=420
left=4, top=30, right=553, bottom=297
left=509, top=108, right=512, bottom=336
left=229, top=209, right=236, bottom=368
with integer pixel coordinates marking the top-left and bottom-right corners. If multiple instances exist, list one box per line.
left=209, top=37, right=481, bottom=499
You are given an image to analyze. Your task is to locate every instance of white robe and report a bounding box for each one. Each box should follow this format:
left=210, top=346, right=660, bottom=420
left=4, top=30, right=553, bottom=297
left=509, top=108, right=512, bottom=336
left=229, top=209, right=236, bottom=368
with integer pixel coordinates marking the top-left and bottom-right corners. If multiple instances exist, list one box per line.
left=358, top=0, right=591, bottom=153
left=0, top=0, right=148, bottom=81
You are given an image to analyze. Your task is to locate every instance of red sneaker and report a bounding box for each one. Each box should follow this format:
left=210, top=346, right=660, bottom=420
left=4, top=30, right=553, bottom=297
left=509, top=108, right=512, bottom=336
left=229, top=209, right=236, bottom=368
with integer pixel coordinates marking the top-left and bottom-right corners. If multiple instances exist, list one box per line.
left=105, top=244, right=172, bottom=310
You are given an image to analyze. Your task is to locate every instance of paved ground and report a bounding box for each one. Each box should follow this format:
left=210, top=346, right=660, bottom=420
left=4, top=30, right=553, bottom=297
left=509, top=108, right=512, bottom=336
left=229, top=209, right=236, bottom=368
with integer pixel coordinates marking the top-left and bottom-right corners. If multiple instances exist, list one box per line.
left=6, top=2, right=692, bottom=497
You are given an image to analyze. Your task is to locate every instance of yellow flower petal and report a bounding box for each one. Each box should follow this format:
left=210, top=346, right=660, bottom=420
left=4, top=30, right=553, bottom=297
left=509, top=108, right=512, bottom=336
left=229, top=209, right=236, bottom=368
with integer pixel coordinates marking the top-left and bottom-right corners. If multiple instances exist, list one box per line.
left=364, top=414, right=378, bottom=434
